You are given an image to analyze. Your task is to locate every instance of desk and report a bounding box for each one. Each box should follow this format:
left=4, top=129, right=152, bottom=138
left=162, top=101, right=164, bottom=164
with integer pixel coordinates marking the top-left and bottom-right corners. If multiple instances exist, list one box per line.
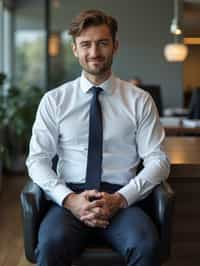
left=164, top=137, right=200, bottom=266
left=164, top=137, right=200, bottom=178
left=164, top=126, right=200, bottom=136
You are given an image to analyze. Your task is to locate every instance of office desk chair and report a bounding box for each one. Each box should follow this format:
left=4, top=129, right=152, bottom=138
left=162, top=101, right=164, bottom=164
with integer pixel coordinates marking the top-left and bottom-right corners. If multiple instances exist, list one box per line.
left=20, top=179, right=174, bottom=266
left=140, top=85, right=163, bottom=117
left=188, top=87, right=200, bottom=119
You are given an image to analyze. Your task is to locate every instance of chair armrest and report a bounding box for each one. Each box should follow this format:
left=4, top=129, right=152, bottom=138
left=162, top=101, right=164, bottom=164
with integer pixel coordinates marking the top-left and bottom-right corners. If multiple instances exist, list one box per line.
left=20, top=179, right=49, bottom=263
left=152, top=181, right=175, bottom=262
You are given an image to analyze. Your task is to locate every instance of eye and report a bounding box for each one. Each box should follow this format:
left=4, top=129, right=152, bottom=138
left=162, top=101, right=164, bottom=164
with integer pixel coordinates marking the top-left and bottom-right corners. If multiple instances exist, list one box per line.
left=99, top=40, right=109, bottom=46
left=80, top=42, right=90, bottom=48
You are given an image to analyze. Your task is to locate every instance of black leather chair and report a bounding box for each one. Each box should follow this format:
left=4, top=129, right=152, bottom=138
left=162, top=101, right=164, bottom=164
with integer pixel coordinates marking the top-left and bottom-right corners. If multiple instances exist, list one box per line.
left=188, top=87, right=200, bottom=119
left=20, top=179, right=174, bottom=265
left=140, top=85, right=163, bottom=117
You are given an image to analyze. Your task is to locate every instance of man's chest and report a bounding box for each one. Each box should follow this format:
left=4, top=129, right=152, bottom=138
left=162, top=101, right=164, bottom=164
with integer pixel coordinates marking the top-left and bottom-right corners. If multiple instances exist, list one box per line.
left=58, top=97, right=137, bottom=146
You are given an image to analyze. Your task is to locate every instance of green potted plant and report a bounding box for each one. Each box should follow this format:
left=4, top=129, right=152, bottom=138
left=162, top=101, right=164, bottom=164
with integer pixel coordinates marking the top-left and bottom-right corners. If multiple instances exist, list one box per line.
left=0, top=72, right=44, bottom=173
left=7, top=85, right=44, bottom=172
left=0, top=72, right=6, bottom=188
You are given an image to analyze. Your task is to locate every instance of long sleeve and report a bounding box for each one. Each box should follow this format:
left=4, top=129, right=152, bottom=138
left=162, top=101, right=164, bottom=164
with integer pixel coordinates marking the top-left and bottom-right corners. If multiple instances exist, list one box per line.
left=26, top=93, right=73, bottom=206
left=118, top=93, right=170, bottom=206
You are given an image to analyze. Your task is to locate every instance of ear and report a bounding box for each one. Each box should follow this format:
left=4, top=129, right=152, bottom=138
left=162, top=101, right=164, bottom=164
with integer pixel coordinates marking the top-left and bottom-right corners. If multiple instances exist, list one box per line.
left=72, top=42, right=78, bottom=57
left=113, top=39, right=119, bottom=54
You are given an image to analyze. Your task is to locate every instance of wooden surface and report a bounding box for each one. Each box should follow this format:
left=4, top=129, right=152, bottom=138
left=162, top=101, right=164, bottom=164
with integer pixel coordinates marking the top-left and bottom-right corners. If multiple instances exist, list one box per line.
left=0, top=176, right=34, bottom=266
left=164, top=137, right=200, bottom=178
left=165, top=126, right=200, bottom=136
left=166, top=179, right=200, bottom=266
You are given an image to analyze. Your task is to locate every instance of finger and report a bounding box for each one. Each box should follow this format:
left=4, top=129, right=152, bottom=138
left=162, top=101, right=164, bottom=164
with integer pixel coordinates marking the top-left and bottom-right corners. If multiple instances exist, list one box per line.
left=81, top=207, right=108, bottom=221
left=92, top=218, right=109, bottom=228
left=81, top=207, right=103, bottom=220
left=84, top=190, right=102, bottom=201
left=85, top=199, right=105, bottom=211
left=92, top=207, right=110, bottom=219
left=80, top=212, right=96, bottom=221
left=84, top=219, right=109, bottom=228
left=100, top=192, right=107, bottom=197
left=84, top=220, right=95, bottom=228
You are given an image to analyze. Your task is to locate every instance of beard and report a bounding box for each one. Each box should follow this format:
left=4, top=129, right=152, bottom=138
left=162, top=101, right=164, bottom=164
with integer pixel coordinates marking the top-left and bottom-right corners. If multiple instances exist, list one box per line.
left=80, top=55, right=113, bottom=76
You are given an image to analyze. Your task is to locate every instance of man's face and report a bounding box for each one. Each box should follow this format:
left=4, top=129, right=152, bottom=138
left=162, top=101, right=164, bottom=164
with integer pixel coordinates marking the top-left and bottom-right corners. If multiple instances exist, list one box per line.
left=72, top=24, right=118, bottom=77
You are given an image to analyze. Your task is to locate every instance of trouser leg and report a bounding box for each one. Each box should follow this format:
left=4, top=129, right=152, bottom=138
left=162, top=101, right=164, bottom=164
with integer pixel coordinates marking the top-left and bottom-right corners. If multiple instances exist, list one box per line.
left=35, top=203, right=90, bottom=266
left=100, top=205, right=160, bottom=266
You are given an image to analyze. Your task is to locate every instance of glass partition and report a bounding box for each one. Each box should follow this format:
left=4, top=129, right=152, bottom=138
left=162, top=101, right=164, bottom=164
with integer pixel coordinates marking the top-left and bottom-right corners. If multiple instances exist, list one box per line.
left=0, top=1, right=13, bottom=82
left=49, top=0, right=81, bottom=89
left=0, top=0, right=3, bottom=72
left=14, top=1, right=46, bottom=88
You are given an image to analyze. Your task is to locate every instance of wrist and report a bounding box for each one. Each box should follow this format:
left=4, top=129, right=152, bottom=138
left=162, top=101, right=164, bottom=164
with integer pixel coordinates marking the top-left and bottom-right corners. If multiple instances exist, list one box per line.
left=114, top=192, right=128, bottom=208
left=63, top=192, right=76, bottom=209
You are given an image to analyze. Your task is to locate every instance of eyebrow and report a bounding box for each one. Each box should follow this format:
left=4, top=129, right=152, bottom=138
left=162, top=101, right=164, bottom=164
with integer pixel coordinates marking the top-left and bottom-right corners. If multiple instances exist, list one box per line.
left=79, top=38, right=110, bottom=44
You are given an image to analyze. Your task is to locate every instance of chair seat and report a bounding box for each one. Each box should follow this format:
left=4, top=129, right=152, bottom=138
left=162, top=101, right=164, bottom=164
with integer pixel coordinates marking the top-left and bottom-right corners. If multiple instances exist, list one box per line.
left=73, top=235, right=126, bottom=266
left=73, top=246, right=125, bottom=266
left=20, top=180, right=175, bottom=265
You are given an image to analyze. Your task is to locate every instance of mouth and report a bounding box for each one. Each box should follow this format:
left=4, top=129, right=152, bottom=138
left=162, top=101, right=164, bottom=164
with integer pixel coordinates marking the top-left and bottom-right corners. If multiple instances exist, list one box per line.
left=88, top=57, right=104, bottom=63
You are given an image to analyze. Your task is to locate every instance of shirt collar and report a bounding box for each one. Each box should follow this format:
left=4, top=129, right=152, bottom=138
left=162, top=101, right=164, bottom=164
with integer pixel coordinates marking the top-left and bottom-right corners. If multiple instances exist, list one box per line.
left=80, top=71, right=115, bottom=95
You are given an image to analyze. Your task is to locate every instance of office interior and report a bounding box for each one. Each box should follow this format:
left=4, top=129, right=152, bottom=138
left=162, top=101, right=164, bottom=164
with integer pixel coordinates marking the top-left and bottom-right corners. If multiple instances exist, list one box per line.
left=0, top=0, right=200, bottom=265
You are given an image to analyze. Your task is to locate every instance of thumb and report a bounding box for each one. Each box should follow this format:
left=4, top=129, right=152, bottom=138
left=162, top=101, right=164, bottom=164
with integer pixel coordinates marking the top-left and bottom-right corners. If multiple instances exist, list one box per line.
left=84, top=190, right=102, bottom=200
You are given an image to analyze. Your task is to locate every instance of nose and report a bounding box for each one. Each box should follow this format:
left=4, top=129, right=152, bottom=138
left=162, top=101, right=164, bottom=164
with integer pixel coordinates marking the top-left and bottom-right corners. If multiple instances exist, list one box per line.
left=90, top=43, right=100, bottom=57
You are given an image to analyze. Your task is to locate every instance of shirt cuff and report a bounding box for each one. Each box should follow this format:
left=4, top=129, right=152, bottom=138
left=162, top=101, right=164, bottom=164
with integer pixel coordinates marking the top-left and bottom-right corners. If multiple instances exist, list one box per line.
left=117, top=183, right=140, bottom=207
left=48, top=184, right=74, bottom=206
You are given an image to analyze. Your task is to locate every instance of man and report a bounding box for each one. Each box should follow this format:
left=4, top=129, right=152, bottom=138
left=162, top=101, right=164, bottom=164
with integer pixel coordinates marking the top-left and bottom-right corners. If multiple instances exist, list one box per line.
left=26, top=9, right=170, bottom=266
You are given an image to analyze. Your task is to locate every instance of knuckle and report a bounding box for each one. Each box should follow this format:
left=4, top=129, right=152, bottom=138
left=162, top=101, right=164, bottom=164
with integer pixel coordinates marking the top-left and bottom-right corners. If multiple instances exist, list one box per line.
left=80, top=209, right=87, bottom=216
left=91, top=213, right=95, bottom=219
left=96, top=208, right=101, bottom=214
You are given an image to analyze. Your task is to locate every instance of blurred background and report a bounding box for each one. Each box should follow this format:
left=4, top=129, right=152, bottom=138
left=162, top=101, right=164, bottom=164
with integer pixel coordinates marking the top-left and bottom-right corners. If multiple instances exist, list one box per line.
left=0, top=1, right=200, bottom=266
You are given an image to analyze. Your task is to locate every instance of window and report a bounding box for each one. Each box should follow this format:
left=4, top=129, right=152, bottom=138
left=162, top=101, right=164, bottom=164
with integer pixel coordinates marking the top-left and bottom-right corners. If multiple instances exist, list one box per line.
left=0, top=0, right=3, bottom=72
left=14, top=1, right=46, bottom=88
left=49, top=0, right=81, bottom=89
left=0, top=1, right=13, bottom=81
left=49, top=30, right=81, bottom=88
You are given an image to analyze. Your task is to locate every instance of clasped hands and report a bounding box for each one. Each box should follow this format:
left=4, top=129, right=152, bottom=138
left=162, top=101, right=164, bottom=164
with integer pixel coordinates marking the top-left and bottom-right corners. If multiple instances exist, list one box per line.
left=63, top=190, right=127, bottom=228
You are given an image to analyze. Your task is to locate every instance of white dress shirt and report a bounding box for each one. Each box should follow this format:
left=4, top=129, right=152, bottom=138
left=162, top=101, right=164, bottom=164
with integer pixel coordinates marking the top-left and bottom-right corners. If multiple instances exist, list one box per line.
left=26, top=73, right=170, bottom=207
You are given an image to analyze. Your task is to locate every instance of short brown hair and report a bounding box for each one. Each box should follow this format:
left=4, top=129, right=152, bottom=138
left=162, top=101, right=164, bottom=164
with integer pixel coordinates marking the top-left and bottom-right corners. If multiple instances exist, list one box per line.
left=69, top=9, right=118, bottom=42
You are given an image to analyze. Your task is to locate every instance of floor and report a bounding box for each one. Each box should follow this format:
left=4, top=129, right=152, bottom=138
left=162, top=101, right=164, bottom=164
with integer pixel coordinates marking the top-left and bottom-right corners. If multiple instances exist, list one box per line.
left=0, top=176, right=33, bottom=266
left=0, top=175, right=200, bottom=266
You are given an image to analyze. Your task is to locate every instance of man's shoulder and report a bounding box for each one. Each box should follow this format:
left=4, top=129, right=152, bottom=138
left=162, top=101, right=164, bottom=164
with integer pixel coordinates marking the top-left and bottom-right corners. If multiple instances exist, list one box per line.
left=46, top=77, right=81, bottom=98
left=39, top=77, right=81, bottom=109
left=117, top=77, right=149, bottom=99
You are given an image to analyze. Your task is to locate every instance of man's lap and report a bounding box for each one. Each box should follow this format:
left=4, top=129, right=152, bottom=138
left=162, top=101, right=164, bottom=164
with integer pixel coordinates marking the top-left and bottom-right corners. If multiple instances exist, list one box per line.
left=37, top=198, right=159, bottom=259
left=37, top=203, right=91, bottom=258
left=98, top=205, right=159, bottom=256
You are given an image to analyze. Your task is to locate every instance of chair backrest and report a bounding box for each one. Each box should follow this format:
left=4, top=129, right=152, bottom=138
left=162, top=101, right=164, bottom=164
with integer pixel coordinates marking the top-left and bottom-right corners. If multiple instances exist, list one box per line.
left=188, top=87, right=200, bottom=119
left=140, top=85, right=163, bottom=116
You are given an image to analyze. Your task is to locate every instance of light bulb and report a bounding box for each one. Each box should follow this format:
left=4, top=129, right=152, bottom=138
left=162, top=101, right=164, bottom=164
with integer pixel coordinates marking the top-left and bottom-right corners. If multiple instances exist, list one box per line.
left=164, top=43, right=188, bottom=62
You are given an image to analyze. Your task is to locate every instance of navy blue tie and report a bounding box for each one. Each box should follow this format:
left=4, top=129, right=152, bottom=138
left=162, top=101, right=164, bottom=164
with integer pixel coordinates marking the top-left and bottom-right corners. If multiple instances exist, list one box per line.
left=85, top=86, right=103, bottom=190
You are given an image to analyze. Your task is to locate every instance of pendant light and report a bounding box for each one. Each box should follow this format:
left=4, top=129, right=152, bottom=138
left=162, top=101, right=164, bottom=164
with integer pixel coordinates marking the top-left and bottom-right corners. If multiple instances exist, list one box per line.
left=48, top=33, right=60, bottom=57
left=164, top=0, right=188, bottom=62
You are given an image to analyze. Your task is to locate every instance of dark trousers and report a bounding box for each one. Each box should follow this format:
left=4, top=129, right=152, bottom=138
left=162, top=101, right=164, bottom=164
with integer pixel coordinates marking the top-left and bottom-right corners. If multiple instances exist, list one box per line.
left=36, top=183, right=160, bottom=266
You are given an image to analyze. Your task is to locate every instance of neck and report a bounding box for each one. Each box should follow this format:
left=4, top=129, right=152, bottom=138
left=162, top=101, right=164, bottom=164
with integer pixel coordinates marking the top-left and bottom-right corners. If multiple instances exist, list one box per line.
left=83, top=70, right=111, bottom=85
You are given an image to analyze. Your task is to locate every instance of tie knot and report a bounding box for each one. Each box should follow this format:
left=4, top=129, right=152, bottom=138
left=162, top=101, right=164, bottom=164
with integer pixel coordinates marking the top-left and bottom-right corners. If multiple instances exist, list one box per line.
left=91, top=86, right=102, bottom=95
